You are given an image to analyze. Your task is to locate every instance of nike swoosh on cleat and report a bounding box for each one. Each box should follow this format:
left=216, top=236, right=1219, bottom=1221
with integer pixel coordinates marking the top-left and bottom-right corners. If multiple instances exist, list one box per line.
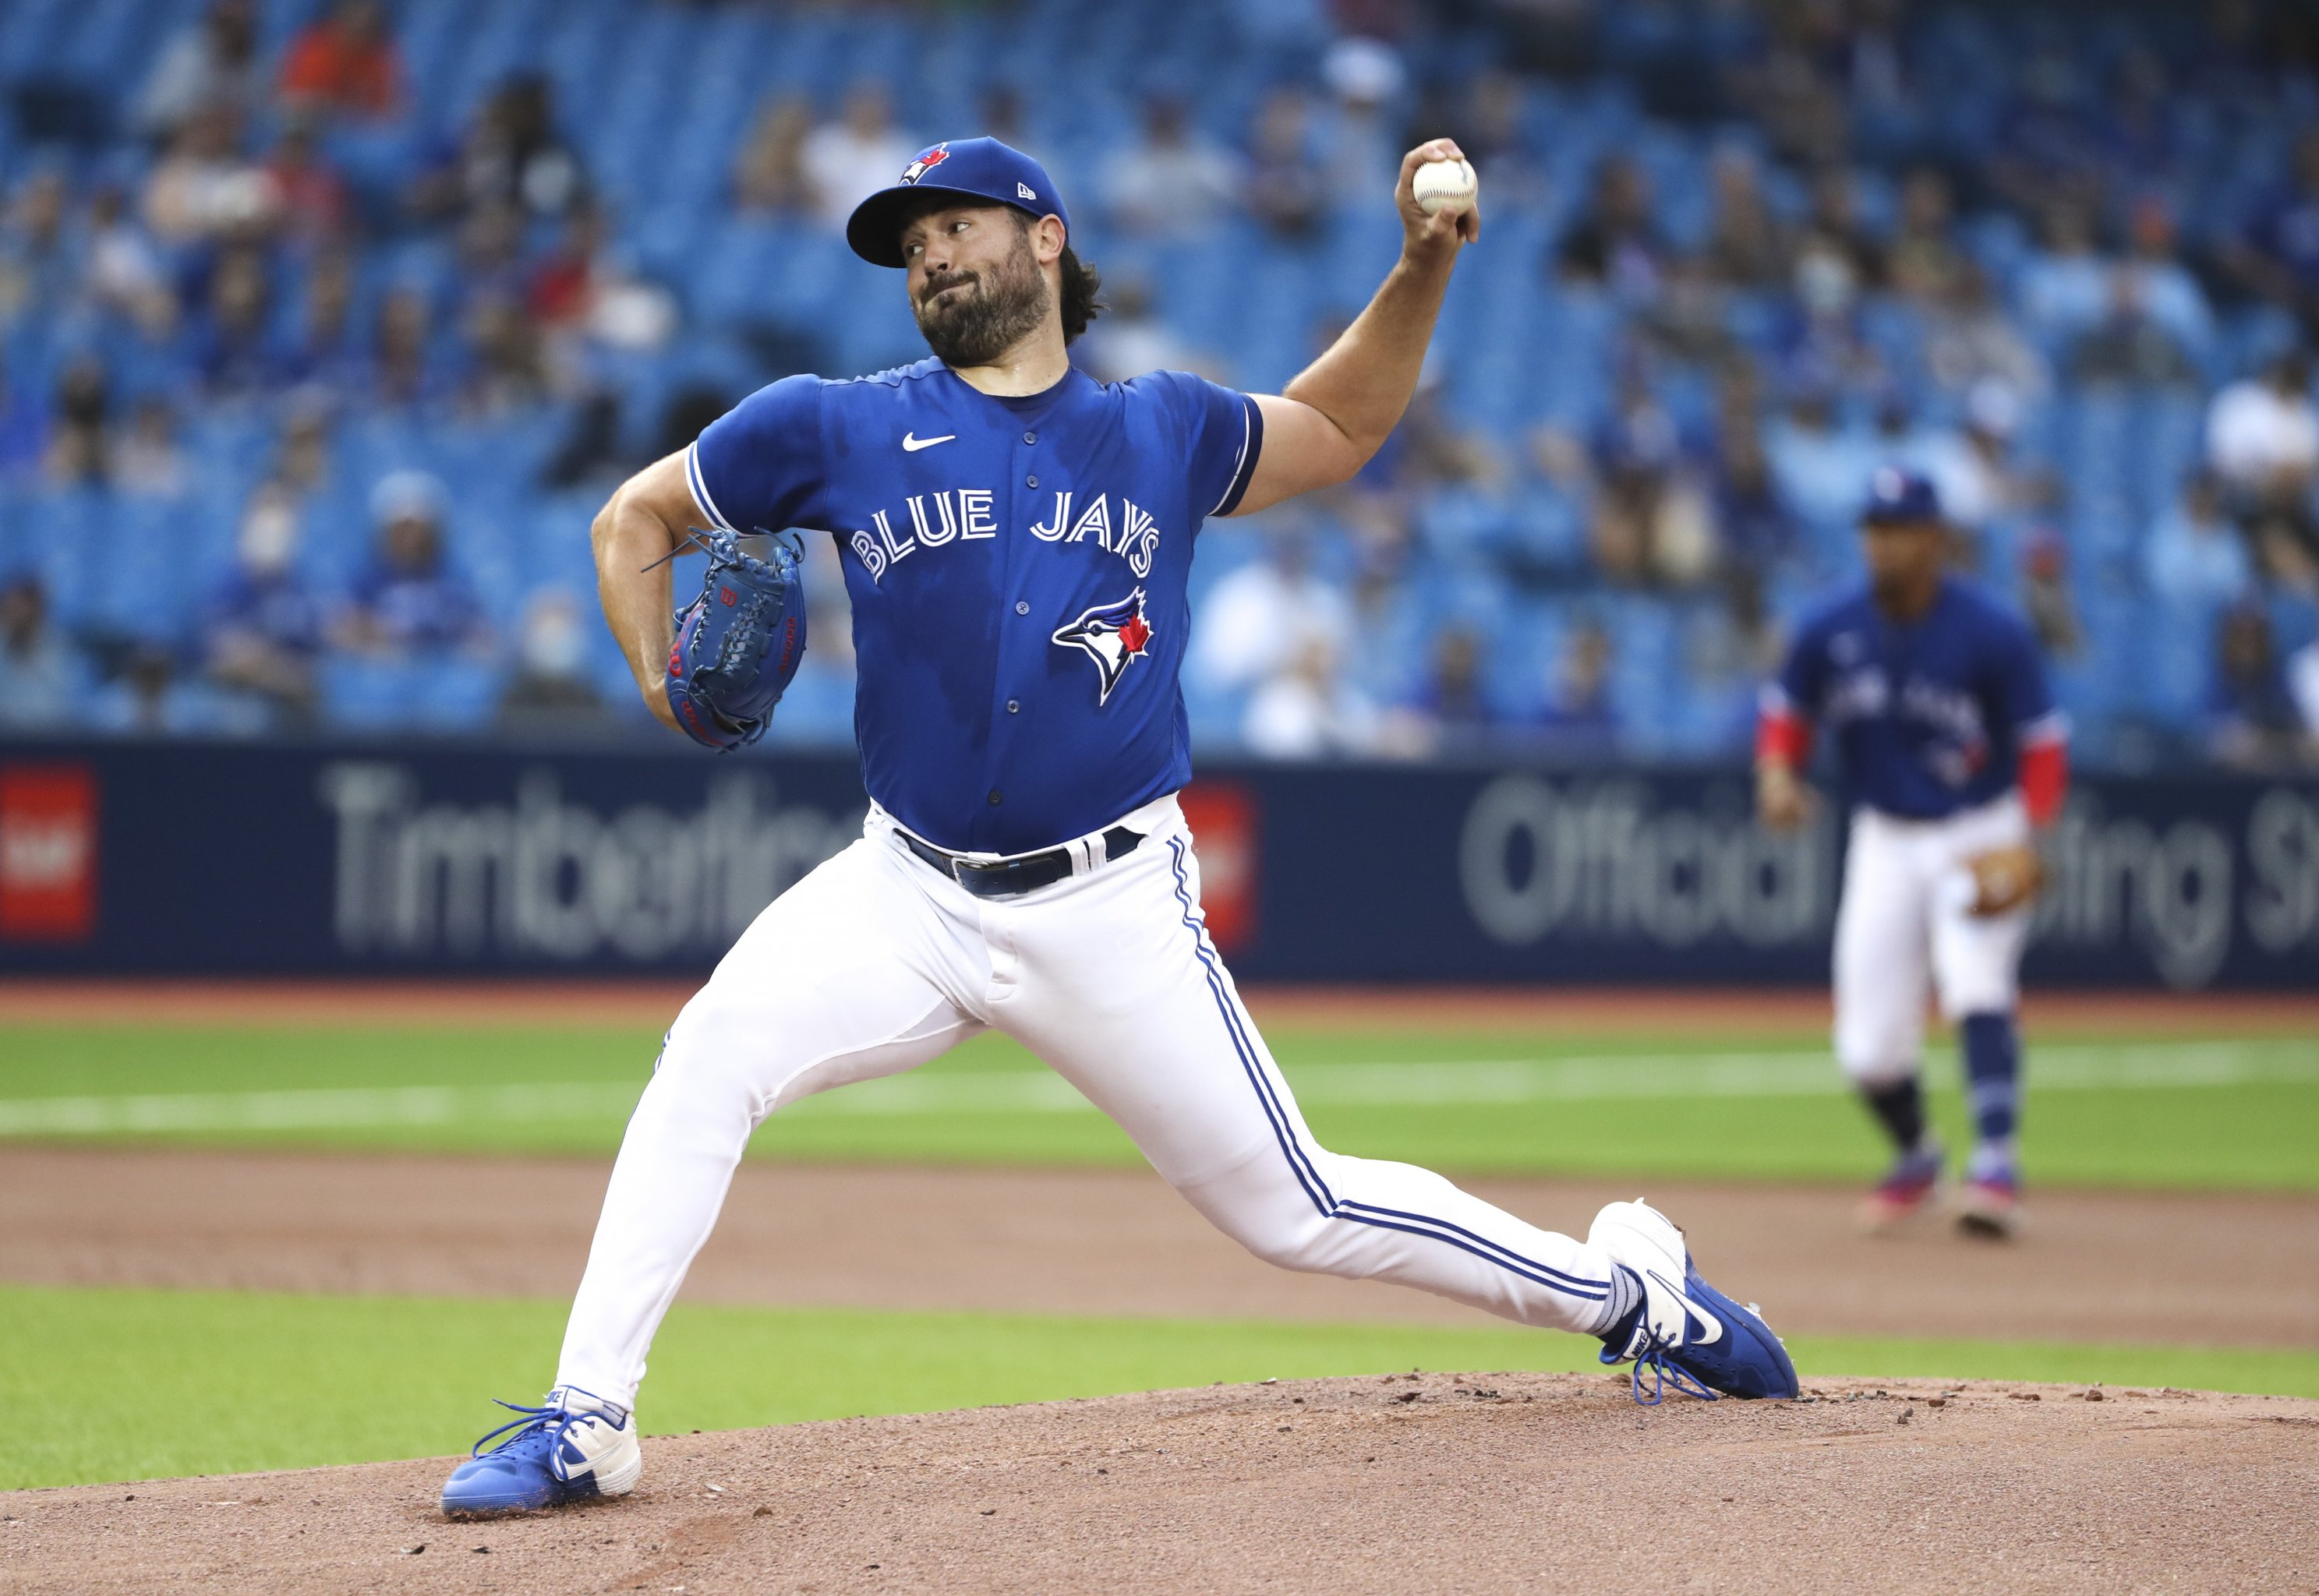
left=1650, top=1268, right=1724, bottom=1344
left=901, top=433, right=955, bottom=451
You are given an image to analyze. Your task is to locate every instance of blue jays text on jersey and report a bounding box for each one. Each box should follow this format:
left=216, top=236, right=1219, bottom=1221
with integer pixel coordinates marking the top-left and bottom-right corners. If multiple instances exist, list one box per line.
left=685, top=358, right=1261, bottom=855
left=1766, top=576, right=2066, bottom=821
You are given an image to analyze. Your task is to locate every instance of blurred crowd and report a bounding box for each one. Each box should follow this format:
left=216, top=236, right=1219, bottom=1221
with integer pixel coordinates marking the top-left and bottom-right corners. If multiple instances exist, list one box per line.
left=2, top=0, right=2318, bottom=771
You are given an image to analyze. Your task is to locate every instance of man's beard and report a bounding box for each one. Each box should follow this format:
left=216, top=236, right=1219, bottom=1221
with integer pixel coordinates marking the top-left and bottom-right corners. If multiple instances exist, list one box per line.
left=914, top=238, right=1050, bottom=368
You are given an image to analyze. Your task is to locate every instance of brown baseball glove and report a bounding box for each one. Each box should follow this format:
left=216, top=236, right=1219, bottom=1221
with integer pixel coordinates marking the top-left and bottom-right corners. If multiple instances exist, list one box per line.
left=1964, top=845, right=2045, bottom=916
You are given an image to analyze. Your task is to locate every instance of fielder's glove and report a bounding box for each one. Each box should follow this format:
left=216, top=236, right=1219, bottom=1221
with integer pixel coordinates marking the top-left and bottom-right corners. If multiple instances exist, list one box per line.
left=1964, top=844, right=2045, bottom=917
left=663, top=528, right=807, bottom=752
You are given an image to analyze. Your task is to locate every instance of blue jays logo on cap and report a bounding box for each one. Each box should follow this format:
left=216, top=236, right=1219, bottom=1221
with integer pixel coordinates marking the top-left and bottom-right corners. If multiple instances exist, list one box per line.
left=898, top=143, right=951, bottom=185
left=1052, top=590, right=1153, bottom=706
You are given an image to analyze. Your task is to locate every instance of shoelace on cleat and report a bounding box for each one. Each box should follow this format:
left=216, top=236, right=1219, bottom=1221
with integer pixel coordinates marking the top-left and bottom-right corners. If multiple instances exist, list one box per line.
left=1626, top=1338, right=1720, bottom=1406
left=468, top=1400, right=597, bottom=1475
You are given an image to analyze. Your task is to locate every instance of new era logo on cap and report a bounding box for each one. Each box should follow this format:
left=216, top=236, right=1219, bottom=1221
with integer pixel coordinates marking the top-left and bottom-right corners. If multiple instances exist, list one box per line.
left=1017, top=182, right=1036, bottom=200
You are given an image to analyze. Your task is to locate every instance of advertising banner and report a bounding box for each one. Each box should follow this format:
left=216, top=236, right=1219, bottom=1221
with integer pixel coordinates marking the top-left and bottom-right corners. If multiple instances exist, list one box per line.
left=1, top=740, right=2312, bottom=990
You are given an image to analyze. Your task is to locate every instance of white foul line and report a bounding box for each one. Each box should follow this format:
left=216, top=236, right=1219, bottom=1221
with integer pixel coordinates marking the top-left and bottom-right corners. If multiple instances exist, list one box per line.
left=0, top=1043, right=2311, bottom=1137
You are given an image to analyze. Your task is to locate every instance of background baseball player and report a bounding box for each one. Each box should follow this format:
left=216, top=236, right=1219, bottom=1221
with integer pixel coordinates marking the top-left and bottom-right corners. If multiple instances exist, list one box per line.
left=437, top=135, right=1797, bottom=1517
left=1757, top=468, right=2069, bottom=1241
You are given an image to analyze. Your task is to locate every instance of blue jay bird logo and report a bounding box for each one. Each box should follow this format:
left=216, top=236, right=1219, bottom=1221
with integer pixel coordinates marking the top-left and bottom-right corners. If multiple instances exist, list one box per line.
left=1051, top=590, right=1154, bottom=706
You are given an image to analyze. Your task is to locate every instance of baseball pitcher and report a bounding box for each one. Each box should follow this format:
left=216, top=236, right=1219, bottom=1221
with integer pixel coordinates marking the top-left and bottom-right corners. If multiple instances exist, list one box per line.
left=1757, top=467, right=2068, bottom=1240
left=439, top=136, right=1798, bottom=1518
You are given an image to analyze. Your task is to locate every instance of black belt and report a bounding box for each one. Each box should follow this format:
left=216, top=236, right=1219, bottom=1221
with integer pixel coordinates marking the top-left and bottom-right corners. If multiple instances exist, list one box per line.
left=898, top=825, right=1144, bottom=899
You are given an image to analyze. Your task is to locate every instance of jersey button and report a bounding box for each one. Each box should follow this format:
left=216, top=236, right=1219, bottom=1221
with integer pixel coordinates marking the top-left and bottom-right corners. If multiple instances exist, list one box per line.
left=1023, top=431, right=1037, bottom=445
left=1026, top=475, right=1038, bottom=489
left=1015, top=600, right=1029, bottom=616
left=1006, top=699, right=1020, bottom=714
left=988, top=789, right=1003, bottom=806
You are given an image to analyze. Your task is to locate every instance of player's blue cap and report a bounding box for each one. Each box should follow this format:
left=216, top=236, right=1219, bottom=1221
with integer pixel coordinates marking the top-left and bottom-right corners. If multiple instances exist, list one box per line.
left=845, top=138, right=1069, bottom=268
left=1860, top=465, right=1943, bottom=526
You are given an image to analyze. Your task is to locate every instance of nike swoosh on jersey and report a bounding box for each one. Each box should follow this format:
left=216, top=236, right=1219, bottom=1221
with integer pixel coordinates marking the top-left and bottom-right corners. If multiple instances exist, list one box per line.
left=901, top=433, right=956, bottom=452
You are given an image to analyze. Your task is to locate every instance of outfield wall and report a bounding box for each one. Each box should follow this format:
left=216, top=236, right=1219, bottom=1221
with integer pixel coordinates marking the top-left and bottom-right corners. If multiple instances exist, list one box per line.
left=2, top=740, right=2314, bottom=989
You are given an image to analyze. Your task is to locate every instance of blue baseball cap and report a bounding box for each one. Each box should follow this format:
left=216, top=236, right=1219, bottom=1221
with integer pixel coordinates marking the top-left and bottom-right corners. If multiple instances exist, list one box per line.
left=1860, top=465, right=1943, bottom=526
left=845, top=137, right=1069, bottom=268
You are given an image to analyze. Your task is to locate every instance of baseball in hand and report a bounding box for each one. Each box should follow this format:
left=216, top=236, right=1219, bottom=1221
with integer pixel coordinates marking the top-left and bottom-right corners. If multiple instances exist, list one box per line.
left=1411, top=157, right=1479, bottom=217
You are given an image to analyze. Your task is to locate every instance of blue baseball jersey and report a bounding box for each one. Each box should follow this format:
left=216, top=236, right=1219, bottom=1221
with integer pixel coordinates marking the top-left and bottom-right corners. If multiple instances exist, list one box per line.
left=686, top=357, right=1262, bottom=854
left=1769, top=577, right=2063, bottom=820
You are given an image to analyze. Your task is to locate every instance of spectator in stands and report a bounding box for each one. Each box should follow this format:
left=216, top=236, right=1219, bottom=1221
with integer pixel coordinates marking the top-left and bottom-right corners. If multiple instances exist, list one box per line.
left=1076, top=276, right=1212, bottom=384
left=1536, top=620, right=1618, bottom=751
left=369, top=287, right=444, bottom=410
left=0, top=573, right=76, bottom=729
left=43, top=356, right=110, bottom=489
left=115, top=398, right=190, bottom=500
left=0, top=365, right=42, bottom=482
left=338, top=472, right=486, bottom=659
left=2224, top=125, right=2319, bottom=336
left=279, top=0, right=403, bottom=123
left=412, top=75, right=588, bottom=226
left=2019, top=527, right=2084, bottom=659
left=1697, top=147, right=1787, bottom=291
left=1405, top=625, right=1494, bottom=740
left=1102, top=96, right=1240, bottom=240
left=1712, top=385, right=1793, bottom=581
left=1190, top=524, right=1352, bottom=699
left=2145, top=470, right=2254, bottom=611
left=192, top=245, right=281, bottom=400
left=202, top=482, right=322, bottom=723
left=2017, top=198, right=2110, bottom=350
left=2207, top=348, right=2319, bottom=527
left=2116, top=200, right=2213, bottom=355
left=1799, top=167, right=1884, bottom=291
left=283, top=251, right=361, bottom=393
left=1317, top=37, right=1405, bottom=207
left=802, top=83, right=915, bottom=231
left=2208, top=603, right=2314, bottom=770
left=1554, top=154, right=1667, bottom=298
left=136, top=0, right=263, bottom=142
left=1780, top=229, right=1884, bottom=401
left=81, top=184, right=175, bottom=338
left=497, top=590, right=608, bottom=730
left=459, top=294, right=550, bottom=416
left=269, top=399, right=336, bottom=502
left=2068, top=277, right=2195, bottom=388
left=527, top=201, right=677, bottom=357
left=1886, top=168, right=1965, bottom=306
left=1589, top=375, right=1716, bottom=588
left=1923, top=262, right=2049, bottom=404
left=266, top=115, right=353, bottom=248
left=143, top=104, right=276, bottom=246
left=733, top=95, right=815, bottom=217
left=1730, top=16, right=1849, bottom=169
left=1242, top=634, right=1379, bottom=759
left=2101, top=47, right=2180, bottom=196
left=1244, top=88, right=1328, bottom=242
left=0, top=170, right=71, bottom=330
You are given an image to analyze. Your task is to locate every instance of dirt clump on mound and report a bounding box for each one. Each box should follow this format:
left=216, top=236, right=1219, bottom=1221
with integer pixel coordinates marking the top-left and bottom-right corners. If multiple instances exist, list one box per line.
left=5, top=1374, right=2314, bottom=1594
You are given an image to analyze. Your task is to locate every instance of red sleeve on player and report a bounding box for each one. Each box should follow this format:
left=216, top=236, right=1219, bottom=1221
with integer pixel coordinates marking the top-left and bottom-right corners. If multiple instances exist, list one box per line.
left=1755, top=701, right=1813, bottom=767
left=2019, top=735, right=2068, bottom=827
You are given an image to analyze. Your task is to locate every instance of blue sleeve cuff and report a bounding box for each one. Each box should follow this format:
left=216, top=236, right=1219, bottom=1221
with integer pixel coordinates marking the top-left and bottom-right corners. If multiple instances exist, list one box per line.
left=1209, top=394, right=1264, bottom=517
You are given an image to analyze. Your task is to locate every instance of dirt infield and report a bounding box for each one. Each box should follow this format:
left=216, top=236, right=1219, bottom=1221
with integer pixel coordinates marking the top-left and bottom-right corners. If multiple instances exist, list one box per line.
left=5, top=1373, right=2314, bottom=1594
left=5, top=977, right=2317, bottom=1033
left=7, top=1149, right=2316, bottom=1347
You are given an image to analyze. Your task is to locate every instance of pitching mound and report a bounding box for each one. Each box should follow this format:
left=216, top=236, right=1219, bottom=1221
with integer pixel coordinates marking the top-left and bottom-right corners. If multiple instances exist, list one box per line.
left=6, top=1374, right=2314, bottom=1594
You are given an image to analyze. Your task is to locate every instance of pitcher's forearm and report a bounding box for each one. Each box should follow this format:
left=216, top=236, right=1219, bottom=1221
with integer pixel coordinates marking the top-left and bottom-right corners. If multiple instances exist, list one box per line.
left=1281, top=252, right=1456, bottom=459
left=592, top=489, right=683, bottom=695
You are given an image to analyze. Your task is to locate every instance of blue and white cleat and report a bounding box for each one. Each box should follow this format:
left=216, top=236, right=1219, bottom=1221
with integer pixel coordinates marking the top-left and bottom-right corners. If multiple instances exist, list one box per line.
left=1589, top=1199, right=1801, bottom=1404
left=440, top=1386, right=642, bottom=1517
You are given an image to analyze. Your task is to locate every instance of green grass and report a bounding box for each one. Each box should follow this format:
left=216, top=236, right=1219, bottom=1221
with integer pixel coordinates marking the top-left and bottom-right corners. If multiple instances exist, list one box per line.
left=4, top=1284, right=2314, bottom=1493
left=2, top=1019, right=2315, bottom=1190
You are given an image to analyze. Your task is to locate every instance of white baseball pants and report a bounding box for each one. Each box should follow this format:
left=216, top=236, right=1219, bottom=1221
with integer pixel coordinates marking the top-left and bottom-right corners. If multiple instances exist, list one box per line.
left=556, top=794, right=1623, bottom=1410
left=1832, top=793, right=2031, bottom=1086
